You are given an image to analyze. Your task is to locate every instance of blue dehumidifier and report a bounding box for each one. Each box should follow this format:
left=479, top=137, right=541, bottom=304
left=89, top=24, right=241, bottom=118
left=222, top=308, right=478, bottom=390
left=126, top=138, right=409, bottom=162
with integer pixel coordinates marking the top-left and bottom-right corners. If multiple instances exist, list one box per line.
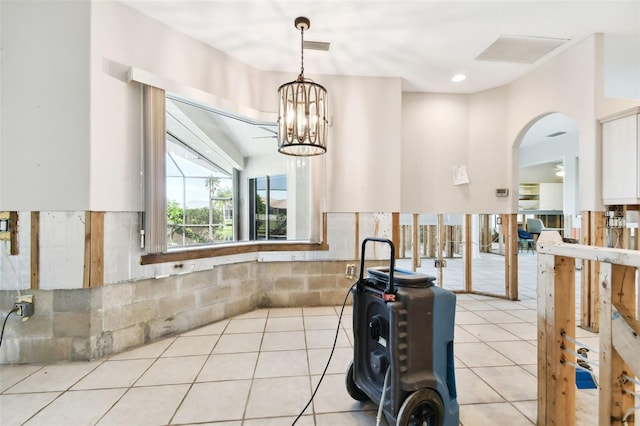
left=346, top=238, right=459, bottom=426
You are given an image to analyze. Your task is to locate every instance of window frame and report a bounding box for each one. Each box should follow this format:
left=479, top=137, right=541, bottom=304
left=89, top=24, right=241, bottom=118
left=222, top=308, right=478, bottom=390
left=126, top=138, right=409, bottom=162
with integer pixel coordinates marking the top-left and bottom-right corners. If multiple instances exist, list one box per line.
left=139, top=84, right=327, bottom=265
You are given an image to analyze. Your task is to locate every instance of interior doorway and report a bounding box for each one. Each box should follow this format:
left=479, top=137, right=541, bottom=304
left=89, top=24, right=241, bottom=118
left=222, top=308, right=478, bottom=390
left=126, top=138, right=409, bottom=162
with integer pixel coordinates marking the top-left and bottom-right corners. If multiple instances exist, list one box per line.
left=516, top=112, right=580, bottom=301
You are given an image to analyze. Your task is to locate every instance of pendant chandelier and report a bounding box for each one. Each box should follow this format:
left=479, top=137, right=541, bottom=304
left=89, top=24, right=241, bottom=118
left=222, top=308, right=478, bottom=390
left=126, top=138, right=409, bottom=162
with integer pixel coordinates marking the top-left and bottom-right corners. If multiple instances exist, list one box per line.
left=277, top=17, right=328, bottom=156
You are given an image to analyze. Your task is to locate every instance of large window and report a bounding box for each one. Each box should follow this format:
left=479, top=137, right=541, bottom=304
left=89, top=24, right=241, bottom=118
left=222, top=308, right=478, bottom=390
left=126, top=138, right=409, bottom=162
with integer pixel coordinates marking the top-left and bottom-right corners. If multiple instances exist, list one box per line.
left=250, top=175, right=288, bottom=240
left=166, top=138, right=234, bottom=247
left=149, top=93, right=316, bottom=253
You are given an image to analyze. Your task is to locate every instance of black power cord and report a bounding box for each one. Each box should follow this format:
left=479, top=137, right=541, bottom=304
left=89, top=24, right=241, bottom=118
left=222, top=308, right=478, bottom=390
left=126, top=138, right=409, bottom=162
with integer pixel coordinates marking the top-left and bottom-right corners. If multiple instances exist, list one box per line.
left=0, top=306, right=19, bottom=350
left=292, top=282, right=357, bottom=425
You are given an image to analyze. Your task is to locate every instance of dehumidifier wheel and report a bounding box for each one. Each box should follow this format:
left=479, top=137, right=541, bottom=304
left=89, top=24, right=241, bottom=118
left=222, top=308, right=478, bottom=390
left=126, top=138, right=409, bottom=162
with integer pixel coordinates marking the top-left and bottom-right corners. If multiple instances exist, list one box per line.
left=345, top=361, right=369, bottom=401
left=396, top=388, right=444, bottom=426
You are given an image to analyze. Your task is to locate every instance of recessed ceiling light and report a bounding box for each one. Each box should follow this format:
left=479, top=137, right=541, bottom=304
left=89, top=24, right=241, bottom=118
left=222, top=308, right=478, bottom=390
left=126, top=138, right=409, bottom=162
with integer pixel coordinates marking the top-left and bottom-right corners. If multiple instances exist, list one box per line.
left=451, top=74, right=466, bottom=82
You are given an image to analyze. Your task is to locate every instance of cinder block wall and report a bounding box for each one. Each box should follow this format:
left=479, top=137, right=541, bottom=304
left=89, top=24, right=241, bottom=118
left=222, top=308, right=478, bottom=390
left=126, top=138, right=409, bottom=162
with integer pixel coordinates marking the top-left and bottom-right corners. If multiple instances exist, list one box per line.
left=0, top=260, right=374, bottom=364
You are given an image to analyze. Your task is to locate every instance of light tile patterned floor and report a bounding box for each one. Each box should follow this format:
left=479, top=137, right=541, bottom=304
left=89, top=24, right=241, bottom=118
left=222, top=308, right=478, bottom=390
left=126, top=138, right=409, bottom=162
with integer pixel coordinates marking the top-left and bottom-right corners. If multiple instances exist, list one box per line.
left=0, top=253, right=602, bottom=425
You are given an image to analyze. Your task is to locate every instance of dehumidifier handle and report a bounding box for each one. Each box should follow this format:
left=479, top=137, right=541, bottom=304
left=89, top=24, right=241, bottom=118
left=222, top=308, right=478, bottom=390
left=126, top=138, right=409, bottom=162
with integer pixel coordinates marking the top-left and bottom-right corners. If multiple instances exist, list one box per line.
left=359, top=238, right=396, bottom=296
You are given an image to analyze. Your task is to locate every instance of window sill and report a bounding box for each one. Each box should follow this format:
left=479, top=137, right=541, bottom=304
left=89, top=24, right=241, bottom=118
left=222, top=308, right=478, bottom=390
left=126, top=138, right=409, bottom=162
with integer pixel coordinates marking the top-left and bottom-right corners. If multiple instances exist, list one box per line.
left=140, top=241, right=330, bottom=265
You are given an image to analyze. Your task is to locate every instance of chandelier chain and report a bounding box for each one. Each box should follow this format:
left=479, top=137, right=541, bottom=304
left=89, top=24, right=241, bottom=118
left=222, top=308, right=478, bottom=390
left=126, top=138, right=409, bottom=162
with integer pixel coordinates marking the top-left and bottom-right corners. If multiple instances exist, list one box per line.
left=299, top=25, right=305, bottom=80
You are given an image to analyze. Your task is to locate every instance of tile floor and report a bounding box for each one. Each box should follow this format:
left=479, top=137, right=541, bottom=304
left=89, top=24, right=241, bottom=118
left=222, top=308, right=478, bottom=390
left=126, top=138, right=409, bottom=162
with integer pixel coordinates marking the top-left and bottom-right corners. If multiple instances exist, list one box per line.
left=0, top=253, right=603, bottom=425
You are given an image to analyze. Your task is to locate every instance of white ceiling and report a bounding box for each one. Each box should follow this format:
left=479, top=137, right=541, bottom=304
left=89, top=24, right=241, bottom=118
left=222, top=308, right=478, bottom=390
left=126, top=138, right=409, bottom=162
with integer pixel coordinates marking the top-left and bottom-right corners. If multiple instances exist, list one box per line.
left=123, top=1, right=636, bottom=182
left=121, top=0, right=639, bottom=94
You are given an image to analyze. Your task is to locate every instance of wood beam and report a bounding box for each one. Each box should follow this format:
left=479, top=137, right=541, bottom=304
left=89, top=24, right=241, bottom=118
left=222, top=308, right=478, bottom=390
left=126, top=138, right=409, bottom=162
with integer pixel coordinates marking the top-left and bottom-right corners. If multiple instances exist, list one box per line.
left=392, top=212, right=400, bottom=260
left=83, top=211, right=105, bottom=288
left=30, top=212, right=39, bottom=290
left=537, top=252, right=576, bottom=426
left=599, top=263, right=636, bottom=426
left=412, top=214, right=419, bottom=271
left=507, top=213, right=518, bottom=300
left=354, top=213, right=360, bottom=260
left=8, top=211, right=18, bottom=255
left=464, top=214, right=472, bottom=292
left=437, top=214, right=444, bottom=286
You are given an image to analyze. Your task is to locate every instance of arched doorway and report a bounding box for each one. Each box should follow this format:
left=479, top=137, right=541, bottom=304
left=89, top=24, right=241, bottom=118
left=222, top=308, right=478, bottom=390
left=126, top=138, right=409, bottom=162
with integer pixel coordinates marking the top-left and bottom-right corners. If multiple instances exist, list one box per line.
left=514, top=112, right=579, bottom=301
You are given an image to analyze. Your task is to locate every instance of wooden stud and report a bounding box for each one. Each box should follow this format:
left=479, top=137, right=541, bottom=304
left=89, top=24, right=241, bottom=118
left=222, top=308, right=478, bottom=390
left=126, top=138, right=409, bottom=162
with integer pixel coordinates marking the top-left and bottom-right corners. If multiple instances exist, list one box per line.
left=464, top=214, right=472, bottom=292
left=580, top=211, right=592, bottom=330
left=538, top=252, right=576, bottom=426
left=437, top=214, right=444, bottom=286
left=599, top=263, right=636, bottom=426
left=9, top=211, right=18, bottom=255
left=428, top=225, right=436, bottom=258
left=508, top=214, right=519, bottom=300
left=422, top=225, right=427, bottom=258
left=501, top=214, right=509, bottom=296
left=590, top=211, right=606, bottom=331
left=392, top=213, right=400, bottom=260
left=83, top=211, right=105, bottom=288
left=412, top=214, right=419, bottom=271
left=355, top=212, right=360, bottom=260
left=30, top=212, right=39, bottom=290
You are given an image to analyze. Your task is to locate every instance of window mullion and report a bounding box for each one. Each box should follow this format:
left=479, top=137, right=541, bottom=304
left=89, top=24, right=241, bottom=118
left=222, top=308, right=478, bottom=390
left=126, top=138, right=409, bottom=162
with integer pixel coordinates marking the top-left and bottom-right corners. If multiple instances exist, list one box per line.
left=143, top=85, right=167, bottom=253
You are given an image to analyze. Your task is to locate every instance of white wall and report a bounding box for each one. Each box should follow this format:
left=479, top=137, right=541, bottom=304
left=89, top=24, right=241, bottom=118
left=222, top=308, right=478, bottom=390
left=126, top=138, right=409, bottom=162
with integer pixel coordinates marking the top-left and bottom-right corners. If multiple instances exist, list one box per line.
left=323, top=75, right=403, bottom=212
left=508, top=34, right=639, bottom=212
left=539, top=183, right=563, bottom=210
left=401, top=87, right=511, bottom=214
left=604, top=34, right=640, bottom=100
left=401, top=93, right=469, bottom=213
left=1, top=1, right=91, bottom=210
left=519, top=132, right=579, bottom=215
left=89, top=0, right=271, bottom=212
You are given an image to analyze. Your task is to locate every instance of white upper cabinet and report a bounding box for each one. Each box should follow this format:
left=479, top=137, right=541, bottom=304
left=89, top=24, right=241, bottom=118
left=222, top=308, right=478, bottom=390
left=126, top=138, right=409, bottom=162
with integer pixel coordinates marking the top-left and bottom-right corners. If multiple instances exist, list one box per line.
left=601, top=107, right=640, bottom=204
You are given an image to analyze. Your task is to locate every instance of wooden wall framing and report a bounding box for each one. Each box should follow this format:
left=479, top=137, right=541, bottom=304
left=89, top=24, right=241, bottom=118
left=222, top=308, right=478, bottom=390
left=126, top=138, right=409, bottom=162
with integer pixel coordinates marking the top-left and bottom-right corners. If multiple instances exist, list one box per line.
left=83, top=211, right=105, bottom=288
left=30, top=212, right=39, bottom=290
left=580, top=210, right=606, bottom=331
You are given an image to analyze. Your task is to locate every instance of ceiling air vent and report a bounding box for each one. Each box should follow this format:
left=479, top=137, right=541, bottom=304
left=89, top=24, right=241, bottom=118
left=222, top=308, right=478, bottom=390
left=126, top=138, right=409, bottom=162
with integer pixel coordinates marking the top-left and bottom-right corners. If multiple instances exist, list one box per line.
left=475, top=35, right=568, bottom=64
left=303, top=40, right=331, bottom=51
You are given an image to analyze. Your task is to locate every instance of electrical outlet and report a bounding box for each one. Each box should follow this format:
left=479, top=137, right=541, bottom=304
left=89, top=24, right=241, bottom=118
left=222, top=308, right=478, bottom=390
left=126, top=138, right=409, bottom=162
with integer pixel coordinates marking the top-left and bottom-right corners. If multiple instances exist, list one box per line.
left=345, top=264, right=357, bottom=279
left=434, top=259, right=447, bottom=268
left=14, top=295, right=34, bottom=318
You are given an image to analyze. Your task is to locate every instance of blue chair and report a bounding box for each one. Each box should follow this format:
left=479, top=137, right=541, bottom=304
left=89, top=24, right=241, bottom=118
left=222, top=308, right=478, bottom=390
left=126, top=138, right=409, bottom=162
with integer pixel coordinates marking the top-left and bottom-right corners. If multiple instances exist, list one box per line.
left=518, top=228, right=535, bottom=253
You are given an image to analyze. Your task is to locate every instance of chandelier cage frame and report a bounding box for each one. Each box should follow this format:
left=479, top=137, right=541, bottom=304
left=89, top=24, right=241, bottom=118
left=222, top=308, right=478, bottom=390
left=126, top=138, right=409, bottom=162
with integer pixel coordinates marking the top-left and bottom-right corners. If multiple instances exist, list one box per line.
left=277, top=16, right=328, bottom=156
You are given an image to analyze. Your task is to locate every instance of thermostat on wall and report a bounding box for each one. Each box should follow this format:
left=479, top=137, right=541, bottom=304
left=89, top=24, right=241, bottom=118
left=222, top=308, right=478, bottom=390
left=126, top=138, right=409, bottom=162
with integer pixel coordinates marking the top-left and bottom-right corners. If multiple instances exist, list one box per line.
left=495, top=188, right=509, bottom=197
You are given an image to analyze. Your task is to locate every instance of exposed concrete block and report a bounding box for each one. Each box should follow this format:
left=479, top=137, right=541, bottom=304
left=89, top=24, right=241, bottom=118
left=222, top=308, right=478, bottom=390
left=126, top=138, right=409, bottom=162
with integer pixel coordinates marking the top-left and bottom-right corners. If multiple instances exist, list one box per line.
left=177, top=270, right=215, bottom=291
left=320, top=289, right=353, bottom=306
left=103, top=304, right=140, bottom=331
left=157, top=292, right=196, bottom=318
left=31, top=290, right=54, bottom=315
left=0, top=338, right=19, bottom=364
left=261, top=262, right=292, bottom=277
left=292, top=261, right=322, bottom=275
left=320, top=261, right=348, bottom=275
left=102, top=283, right=133, bottom=307
left=223, top=297, right=253, bottom=318
left=53, top=311, right=90, bottom=337
left=290, top=291, right=321, bottom=307
left=17, top=337, right=72, bottom=363
left=3, top=314, right=53, bottom=339
left=274, top=276, right=305, bottom=291
left=71, top=337, right=91, bottom=361
left=258, top=291, right=289, bottom=308
left=233, top=280, right=259, bottom=298
left=133, top=278, right=177, bottom=302
left=147, top=316, right=181, bottom=341
left=53, top=289, right=92, bottom=312
left=308, top=275, right=337, bottom=291
left=221, top=263, right=250, bottom=281
left=197, top=285, right=230, bottom=307
left=111, top=324, right=145, bottom=353
left=91, top=331, right=113, bottom=359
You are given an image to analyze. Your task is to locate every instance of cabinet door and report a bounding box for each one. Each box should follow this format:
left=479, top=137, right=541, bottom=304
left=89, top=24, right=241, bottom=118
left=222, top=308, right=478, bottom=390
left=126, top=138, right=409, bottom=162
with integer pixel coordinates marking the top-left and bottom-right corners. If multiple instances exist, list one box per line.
left=602, top=114, right=638, bottom=202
